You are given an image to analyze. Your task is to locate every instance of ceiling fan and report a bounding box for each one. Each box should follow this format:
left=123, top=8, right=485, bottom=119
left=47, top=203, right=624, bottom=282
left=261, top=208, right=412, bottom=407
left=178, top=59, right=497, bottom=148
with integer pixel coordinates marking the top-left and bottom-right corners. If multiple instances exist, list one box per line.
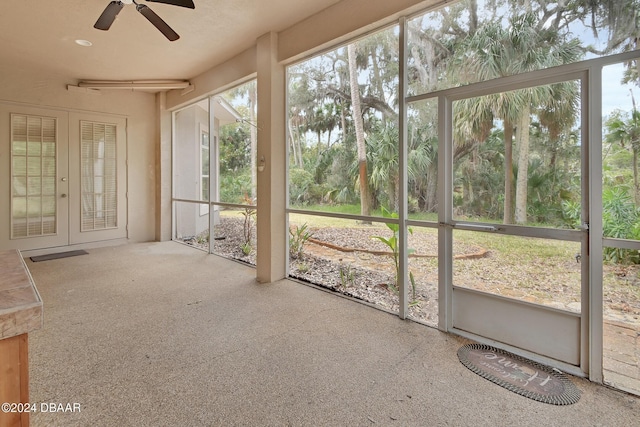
left=94, top=0, right=195, bottom=42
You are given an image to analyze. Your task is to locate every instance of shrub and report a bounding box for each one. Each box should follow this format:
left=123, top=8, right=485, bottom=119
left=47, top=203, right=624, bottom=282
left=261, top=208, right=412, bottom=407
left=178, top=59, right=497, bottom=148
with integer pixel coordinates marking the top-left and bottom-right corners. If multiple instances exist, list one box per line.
left=289, top=223, right=314, bottom=259
left=562, top=188, right=640, bottom=264
left=220, top=172, right=252, bottom=203
left=289, top=168, right=325, bottom=205
left=602, top=188, right=640, bottom=263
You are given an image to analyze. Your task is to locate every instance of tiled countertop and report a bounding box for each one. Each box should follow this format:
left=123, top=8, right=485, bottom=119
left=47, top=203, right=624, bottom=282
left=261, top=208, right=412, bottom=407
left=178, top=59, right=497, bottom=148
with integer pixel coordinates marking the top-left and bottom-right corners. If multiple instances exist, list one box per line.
left=0, top=249, right=43, bottom=339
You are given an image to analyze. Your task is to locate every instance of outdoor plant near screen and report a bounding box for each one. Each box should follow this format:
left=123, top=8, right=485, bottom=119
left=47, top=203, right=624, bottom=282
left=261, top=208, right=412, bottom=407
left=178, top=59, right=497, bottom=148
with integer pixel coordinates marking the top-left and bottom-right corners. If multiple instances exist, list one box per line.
left=339, top=262, right=356, bottom=289
left=240, top=195, right=256, bottom=255
left=289, top=222, right=313, bottom=259
left=371, top=207, right=419, bottom=304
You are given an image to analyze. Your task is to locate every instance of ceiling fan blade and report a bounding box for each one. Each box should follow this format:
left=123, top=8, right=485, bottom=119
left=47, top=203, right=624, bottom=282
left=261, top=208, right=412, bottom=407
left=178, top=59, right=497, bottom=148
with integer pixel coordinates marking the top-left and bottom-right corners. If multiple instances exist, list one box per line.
left=94, top=1, right=124, bottom=30
left=146, top=0, right=195, bottom=9
left=137, top=4, right=180, bottom=41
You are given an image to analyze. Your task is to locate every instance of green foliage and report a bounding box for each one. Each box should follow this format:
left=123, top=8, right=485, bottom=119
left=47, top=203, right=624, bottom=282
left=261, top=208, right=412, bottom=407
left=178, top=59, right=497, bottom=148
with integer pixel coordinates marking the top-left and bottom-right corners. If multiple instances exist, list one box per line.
left=325, top=142, right=358, bottom=205
left=371, top=207, right=417, bottom=300
left=525, top=156, right=578, bottom=224
left=561, top=199, right=581, bottom=230
left=284, top=0, right=638, bottom=233
left=602, top=188, right=640, bottom=263
left=289, top=223, right=314, bottom=259
left=241, top=242, right=252, bottom=256
left=562, top=187, right=640, bottom=264
left=296, top=261, right=309, bottom=273
left=195, top=231, right=209, bottom=245
left=367, top=123, right=400, bottom=210
left=454, top=129, right=505, bottom=219
left=339, top=262, right=356, bottom=289
left=289, top=168, right=314, bottom=204
left=289, top=168, right=326, bottom=206
left=220, top=171, right=251, bottom=204
left=219, top=124, right=251, bottom=172
left=240, top=196, right=256, bottom=252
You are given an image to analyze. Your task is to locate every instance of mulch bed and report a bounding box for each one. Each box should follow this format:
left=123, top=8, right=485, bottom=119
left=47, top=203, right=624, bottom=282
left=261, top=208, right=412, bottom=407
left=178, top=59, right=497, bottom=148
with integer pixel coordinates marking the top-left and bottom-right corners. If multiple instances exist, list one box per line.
left=181, top=216, right=640, bottom=328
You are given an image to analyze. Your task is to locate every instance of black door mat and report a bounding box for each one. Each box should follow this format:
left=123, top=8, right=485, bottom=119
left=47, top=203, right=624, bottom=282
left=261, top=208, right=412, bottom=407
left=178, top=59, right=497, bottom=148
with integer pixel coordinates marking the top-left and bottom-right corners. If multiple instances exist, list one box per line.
left=30, top=250, right=88, bottom=262
left=457, top=343, right=581, bottom=405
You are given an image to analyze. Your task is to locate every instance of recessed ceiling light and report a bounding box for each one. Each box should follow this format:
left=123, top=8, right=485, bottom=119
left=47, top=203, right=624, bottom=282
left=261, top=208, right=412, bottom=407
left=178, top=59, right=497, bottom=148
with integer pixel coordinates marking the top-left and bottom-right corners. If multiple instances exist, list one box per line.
left=75, top=39, right=92, bottom=47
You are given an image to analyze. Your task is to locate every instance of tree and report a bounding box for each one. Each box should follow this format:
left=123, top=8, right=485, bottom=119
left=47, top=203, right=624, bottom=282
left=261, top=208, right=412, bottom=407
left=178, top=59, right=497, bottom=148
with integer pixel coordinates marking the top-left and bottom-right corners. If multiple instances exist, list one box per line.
left=407, top=121, right=438, bottom=212
left=406, top=0, right=637, bottom=220
left=453, top=12, right=582, bottom=224
left=368, top=124, right=400, bottom=211
left=226, top=81, right=258, bottom=199
left=605, top=103, right=640, bottom=203
left=348, top=42, right=372, bottom=217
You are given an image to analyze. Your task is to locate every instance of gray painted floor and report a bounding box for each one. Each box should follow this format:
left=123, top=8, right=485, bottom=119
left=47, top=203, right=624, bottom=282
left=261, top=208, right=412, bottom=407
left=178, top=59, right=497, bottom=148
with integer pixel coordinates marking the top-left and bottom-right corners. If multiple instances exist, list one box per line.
left=26, top=242, right=638, bottom=426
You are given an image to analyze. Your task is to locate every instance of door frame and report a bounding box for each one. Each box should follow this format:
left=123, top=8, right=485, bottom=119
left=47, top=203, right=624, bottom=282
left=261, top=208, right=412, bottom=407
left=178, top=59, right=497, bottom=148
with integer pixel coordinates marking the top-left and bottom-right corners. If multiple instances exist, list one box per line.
left=440, top=69, right=590, bottom=377
left=402, top=50, right=640, bottom=382
left=0, top=103, right=70, bottom=251
left=68, top=112, right=128, bottom=246
left=0, top=102, right=128, bottom=254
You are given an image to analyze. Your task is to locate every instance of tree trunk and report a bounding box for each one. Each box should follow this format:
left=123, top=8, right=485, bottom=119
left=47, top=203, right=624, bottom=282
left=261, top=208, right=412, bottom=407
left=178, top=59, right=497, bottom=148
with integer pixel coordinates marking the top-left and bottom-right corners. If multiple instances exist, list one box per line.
left=340, top=100, right=347, bottom=143
left=424, top=164, right=438, bottom=212
left=633, top=93, right=639, bottom=205
left=287, top=118, right=300, bottom=168
left=503, top=121, right=514, bottom=224
left=348, top=43, right=371, bottom=218
left=515, top=107, right=531, bottom=224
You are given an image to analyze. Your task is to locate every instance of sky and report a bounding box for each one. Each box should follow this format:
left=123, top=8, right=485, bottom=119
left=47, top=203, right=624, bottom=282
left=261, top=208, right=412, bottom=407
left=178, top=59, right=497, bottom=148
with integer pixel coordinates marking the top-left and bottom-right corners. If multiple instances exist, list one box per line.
left=602, top=62, right=636, bottom=117
left=571, top=13, right=638, bottom=118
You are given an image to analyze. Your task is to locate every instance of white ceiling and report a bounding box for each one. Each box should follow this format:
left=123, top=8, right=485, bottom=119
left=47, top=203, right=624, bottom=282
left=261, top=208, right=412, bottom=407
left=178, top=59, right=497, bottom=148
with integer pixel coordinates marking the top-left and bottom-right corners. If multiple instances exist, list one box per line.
left=0, top=0, right=343, bottom=82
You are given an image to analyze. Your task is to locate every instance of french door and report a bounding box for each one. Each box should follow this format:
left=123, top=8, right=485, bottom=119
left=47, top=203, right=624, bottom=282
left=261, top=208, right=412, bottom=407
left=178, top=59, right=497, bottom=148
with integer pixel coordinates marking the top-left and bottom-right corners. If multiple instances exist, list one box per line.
left=0, top=104, right=127, bottom=252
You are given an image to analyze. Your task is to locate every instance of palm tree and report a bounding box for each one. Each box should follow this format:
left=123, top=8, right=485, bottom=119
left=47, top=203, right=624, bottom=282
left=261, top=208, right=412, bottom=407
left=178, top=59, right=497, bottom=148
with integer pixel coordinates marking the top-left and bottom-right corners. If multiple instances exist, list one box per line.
left=408, top=119, right=438, bottom=212
left=368, top=124, right=400, bottom=211
left=348, top=42, right=372, bottom=217
left=453, top=12, right=582, bottom=224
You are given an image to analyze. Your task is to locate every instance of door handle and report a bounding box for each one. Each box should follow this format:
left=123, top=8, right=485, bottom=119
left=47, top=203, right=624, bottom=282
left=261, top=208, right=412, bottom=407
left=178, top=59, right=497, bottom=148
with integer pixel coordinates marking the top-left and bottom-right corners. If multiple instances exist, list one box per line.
left=448, top=222, right=498, bottom=232
left=61, top=194, right=67, bottom=198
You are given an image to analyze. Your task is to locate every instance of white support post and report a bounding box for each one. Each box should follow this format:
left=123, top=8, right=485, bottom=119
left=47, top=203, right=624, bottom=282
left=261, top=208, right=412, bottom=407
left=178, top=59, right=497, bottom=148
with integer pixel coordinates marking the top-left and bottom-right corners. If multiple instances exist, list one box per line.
left=208, top=97, right=216, bottom=255
left=256, top=32, right=287, bottom=283
left=156, top=92, right=173, bottom=242
left=398, top=17, right=409, bottom=319
left=438, top=95, right=453, bottom=332
left=587, top=66, right=604, bottom=383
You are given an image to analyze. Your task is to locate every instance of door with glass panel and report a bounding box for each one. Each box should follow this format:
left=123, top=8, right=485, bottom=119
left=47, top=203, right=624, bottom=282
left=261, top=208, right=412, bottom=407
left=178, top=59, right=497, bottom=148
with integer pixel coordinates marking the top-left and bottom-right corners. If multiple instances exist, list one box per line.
left=68, top=113, right=127, bottom=245
left=0, top=105, right=70, bottom=251
left=444, top=73, right=588, bottom=371
left=1, top=106, right=127, bottom=251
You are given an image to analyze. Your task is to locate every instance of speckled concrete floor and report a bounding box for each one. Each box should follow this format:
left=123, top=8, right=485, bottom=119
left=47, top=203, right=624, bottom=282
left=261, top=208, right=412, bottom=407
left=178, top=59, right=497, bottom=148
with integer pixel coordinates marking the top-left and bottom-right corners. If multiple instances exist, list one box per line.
left=25, top=242, right=639, bottom=426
